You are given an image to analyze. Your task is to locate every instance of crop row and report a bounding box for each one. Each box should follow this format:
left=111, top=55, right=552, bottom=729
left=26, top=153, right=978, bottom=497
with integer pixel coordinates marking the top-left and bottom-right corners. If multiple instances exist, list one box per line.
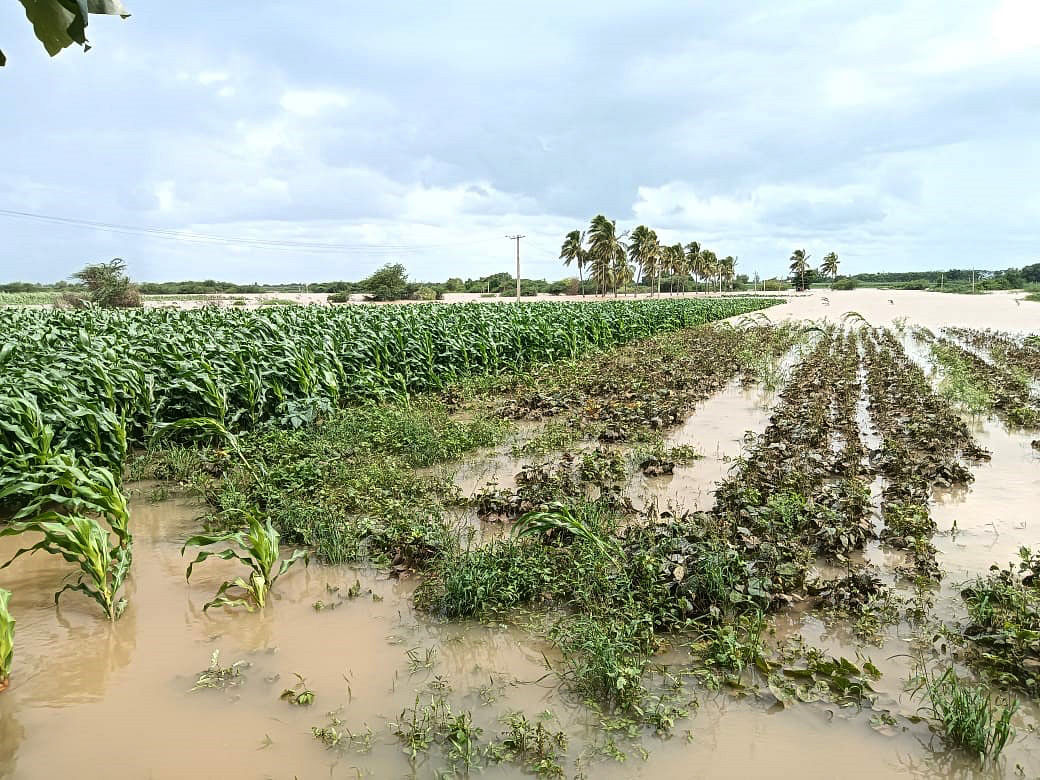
left=707, top=328, right=873, bottom=602
left=943, top=327, right=1040, bottom=381
left=861, top=328, right=987, bottom=580
left=922, top=328, right=1040, bottom=427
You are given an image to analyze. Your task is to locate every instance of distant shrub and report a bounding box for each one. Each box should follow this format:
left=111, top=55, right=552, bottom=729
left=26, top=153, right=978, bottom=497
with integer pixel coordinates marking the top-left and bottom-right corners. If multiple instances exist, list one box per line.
left=412, top=286, right=438, bottom=301
left=259, top=298, right=299, bottom=307
left=832, top=277, right=859, bottom=290
left=328, top=292, right=351, bottom=303
left=60, top=258, right=142, bottom=308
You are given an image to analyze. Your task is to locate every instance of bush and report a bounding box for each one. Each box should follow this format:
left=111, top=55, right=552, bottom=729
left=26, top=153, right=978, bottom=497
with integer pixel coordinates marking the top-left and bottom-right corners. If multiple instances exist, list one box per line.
left=61, top=258, right=142, bottom=308
left=412, top=286, right=438, bottom=301
left=548, top=278, right=580, bottom=295
left=358, top=263, right=409, bottom=301
left=832, top=277, right=859, bottom=290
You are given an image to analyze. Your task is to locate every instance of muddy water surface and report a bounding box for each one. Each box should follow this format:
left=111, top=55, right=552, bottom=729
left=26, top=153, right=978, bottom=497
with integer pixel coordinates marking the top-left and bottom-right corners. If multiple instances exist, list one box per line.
left=627, top=381, right=775, bottom=513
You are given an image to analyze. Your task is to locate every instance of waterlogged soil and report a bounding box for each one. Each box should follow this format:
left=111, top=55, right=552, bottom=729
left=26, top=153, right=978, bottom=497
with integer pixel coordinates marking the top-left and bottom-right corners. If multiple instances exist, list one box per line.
left=626, top=381, right=775, bottom=513
left=0, top=486, right=1026, bottom=779
left=0, top=492, right=558, bottom=779
left=431, top=381, right=775, bottom=518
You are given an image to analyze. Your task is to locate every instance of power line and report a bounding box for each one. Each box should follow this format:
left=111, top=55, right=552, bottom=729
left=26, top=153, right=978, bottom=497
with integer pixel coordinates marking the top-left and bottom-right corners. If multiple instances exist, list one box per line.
left=0, top=208, right=501, bottom=255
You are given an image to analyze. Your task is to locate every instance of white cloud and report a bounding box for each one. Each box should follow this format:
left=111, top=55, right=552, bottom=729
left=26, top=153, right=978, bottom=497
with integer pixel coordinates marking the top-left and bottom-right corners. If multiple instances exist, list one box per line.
left=991, top=0, right=1040, bottom=56
left=279, top=88, right=351, bottom=117
left=197, top=70, right=230, bottom=86
left=1, top=0, right=1037, bottom=282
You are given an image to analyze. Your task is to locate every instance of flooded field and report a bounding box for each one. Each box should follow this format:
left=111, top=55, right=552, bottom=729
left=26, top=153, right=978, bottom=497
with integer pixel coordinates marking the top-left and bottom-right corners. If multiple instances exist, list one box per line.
left=3, top=443, right=1036, bottom=780
left=3, top=407, right=1039, bottom=776
left=1, top=295, right=1039, bottom=778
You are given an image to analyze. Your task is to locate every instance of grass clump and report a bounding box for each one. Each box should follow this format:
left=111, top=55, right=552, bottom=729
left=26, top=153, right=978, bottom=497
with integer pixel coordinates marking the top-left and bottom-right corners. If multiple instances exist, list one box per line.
left=931, top=343, right=992, bottom=414
left=388, top=696, right=571, bottom=777
left=913, top=666, right=1016, bottom=762
left=958, top=548, right=1040, bottom=694
left=549, top=615, right=654, bottom=714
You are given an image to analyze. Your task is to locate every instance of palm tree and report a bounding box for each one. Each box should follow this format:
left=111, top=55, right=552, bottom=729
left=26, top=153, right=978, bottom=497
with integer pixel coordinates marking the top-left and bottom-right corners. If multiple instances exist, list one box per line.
left=691, top=249, right=707, bottom=292
left=683, top=241, right=700, bottom=295
left=699, top=249, right=719, bottom=292
left=614, top=258, right=634, bottom=296
left=587, top=215, right=625, bottom=297
left=646, top=232, right=662, bottom=296
left=560, top=230, right=588, bottom=297
left=821, top=252, right=839, bottom=286
left=627, top=226, right=660, bottom=298
left=720, top=256, right=736, bottom=290
left=664, top=244, right=683, bottom=295
left=789, top=249, right=811, bottom=291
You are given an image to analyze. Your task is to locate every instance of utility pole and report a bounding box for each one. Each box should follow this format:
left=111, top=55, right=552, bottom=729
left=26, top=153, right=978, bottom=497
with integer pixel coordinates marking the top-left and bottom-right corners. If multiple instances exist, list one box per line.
left=506, top=234, right=525, bottom=301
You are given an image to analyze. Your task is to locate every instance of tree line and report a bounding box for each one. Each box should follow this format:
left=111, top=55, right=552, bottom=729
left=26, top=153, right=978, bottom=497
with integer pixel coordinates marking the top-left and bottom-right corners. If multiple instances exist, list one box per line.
left=559, top=215, right=738, bottom=296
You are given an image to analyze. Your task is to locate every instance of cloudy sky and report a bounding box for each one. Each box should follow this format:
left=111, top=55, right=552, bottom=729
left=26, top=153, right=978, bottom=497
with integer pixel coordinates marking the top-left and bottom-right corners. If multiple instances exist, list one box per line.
left=2, top=1, right=1038, bottom=283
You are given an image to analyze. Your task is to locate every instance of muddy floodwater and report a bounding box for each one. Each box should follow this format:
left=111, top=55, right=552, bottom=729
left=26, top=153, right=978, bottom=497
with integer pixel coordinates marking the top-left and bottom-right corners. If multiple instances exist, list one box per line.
left=2, top=293, right=1040, bottom=778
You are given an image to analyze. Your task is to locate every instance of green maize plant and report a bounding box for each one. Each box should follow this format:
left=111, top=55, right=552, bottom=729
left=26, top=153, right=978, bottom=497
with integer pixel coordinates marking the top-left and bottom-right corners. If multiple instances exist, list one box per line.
left=0, top=456, right=133, bottom=620
left=1, top=299, right=782, bottom=492
left=513, top=504, right=623, bottom=568
left=0, top=513, right=131, bottom=620
left=182, top=510, right=307, bottom=611
left=0, top=588, right=13, bottom=692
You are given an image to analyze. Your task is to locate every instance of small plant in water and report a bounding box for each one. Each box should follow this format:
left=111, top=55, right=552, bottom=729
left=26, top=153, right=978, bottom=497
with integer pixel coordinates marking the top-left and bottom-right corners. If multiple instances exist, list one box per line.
left=192, top=650, right=249, bottom=691
left=406, top=646, right=438, bottom=674
left=0, top=589, right=13, bottom=692
left=311, top=709, right=373, bottom=752
left=280, top=673, right=315, bottom=706
left=182, top=509, right=307, bottom=611
left=913, top=666, right=1016, bottom=762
